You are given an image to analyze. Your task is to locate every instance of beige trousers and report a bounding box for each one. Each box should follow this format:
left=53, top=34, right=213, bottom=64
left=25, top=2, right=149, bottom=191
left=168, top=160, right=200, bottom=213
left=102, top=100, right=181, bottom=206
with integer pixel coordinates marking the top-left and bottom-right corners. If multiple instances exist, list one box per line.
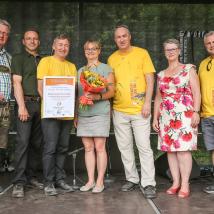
left=113, top=110, right=156, bottom=187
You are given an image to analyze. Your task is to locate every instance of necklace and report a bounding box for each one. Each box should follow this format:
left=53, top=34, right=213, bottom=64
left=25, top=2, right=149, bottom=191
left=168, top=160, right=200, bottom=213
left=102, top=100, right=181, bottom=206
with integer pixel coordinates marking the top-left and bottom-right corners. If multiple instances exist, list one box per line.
left=87, top=61, right=100, bottom=68
left=165, top=63, right=181, bottom=77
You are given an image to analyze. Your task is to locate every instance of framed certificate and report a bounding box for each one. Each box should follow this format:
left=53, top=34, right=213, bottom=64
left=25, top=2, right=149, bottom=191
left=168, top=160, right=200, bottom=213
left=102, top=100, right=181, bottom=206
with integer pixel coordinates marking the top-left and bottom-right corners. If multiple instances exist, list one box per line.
left=43, top=76, right=76, bottom=118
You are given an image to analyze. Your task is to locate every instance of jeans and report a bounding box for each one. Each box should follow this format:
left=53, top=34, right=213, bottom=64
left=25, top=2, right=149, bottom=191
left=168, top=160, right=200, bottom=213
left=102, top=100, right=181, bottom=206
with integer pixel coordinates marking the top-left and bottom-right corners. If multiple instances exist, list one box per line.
left=13, top=101, right=43, bottom=184
left=201, top=116, right=214, bottom=151
left=112, top=110, right=156, bottom=187
left=41, top=118, right=72, bottom=185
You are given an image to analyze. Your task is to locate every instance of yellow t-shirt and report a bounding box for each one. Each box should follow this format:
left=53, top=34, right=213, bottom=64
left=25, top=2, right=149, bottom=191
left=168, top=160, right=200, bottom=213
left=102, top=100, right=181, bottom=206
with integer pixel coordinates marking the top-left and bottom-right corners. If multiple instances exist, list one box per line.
left=37, top=56, right=77, bottom=119
left=199, top=56, right=214, bottom=118
left=108, top=46, right=155, bottom=114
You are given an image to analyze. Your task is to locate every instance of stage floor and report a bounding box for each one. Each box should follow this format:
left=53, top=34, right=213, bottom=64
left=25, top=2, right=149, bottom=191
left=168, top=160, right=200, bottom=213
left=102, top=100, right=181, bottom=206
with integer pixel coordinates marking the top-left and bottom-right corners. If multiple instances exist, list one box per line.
left=0, top=172, right=214, bottom=214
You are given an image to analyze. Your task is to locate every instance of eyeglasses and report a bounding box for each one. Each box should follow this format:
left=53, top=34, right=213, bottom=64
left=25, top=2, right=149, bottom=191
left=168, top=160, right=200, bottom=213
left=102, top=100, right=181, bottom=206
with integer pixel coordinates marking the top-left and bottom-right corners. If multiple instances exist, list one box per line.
left=207, top=59, right=212, bottom=71
left=164, top=48, right=178, bottom=53
left=0, top=31, right=9, bottom=37
left=84, top=48, right=99, bottom=52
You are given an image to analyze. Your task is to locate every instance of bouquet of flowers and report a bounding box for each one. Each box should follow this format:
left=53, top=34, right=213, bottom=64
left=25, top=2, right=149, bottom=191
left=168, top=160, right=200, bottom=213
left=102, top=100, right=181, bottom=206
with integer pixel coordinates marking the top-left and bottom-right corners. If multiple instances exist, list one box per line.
left=79, top=69, right=107, bottom=110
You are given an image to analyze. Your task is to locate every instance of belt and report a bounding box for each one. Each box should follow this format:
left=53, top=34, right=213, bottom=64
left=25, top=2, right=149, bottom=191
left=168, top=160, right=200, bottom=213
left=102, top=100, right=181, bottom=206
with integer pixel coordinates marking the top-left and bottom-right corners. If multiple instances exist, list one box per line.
left=24, top=96, right=41, bottom=102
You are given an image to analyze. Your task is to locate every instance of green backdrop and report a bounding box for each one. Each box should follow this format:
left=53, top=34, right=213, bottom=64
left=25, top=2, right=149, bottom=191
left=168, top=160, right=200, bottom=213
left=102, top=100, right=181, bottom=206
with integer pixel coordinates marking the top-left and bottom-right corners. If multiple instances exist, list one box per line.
left=1, top=1, right=213, bottom=166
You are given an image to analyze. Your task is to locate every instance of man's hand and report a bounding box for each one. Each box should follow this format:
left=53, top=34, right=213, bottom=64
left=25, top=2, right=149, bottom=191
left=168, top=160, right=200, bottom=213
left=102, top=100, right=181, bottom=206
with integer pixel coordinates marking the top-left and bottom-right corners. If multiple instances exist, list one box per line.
left=141, top=101, right=151, bottom=118
left=0, top=93, right=5, bottom=101
left=18, top=106, right=30, bottom=122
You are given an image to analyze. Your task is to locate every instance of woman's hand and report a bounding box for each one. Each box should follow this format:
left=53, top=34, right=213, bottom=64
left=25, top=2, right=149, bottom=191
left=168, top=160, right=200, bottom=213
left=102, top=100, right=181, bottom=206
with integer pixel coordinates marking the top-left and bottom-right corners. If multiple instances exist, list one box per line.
left=85, top=92, right=100, bottom=101
left=191, top=112, right=200, bottom=128
left=74, top=114, right=78, bottom=128
left=152, top=119, right=160, bottom=132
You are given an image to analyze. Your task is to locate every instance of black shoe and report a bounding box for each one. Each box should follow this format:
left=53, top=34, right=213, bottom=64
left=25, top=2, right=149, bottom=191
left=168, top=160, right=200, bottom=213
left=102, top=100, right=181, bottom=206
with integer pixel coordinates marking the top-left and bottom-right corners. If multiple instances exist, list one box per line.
left=203, top=185, right=214, bottom=194
left=29, top=178, right=44, bottom=190
left=141, top=185, right=157, bottom=199
left=44, top=184, right=58, bottom=196
left=0, top=186, right=3, bottom=193
left=121, top=181, right=138, bottom=192
left=12, top=184, right=24, bottom=198
left=56, top=180, right=75, bottom=192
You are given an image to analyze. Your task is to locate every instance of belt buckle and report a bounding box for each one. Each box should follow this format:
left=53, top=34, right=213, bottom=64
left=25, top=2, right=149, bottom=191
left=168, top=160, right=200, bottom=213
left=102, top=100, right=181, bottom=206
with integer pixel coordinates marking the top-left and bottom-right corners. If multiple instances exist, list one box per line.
left=33, top=96, right=40, bottom=102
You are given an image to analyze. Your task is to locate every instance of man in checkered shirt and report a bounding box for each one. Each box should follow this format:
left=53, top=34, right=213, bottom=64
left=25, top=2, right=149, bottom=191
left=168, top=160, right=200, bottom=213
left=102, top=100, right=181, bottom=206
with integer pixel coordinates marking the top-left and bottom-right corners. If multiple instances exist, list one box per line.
left=0, top=19, right=11, bottom=193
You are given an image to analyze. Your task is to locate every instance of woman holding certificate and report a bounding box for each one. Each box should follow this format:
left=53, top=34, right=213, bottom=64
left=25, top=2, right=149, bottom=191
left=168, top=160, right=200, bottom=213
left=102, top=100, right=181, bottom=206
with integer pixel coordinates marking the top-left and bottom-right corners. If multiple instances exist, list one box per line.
left=75, top=40, right=115, bottom=193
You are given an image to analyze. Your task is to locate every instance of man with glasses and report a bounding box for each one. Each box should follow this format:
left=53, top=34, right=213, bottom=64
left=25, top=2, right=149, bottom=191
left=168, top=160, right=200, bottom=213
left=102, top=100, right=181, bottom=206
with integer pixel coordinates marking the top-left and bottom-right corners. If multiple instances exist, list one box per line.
left=0, top=19, right=12, bottom=193
left=199, top=31, right=214, bottom=194
left=108, top=25, right=156, bottom=199
left=11, top=28, right=44, bottom=198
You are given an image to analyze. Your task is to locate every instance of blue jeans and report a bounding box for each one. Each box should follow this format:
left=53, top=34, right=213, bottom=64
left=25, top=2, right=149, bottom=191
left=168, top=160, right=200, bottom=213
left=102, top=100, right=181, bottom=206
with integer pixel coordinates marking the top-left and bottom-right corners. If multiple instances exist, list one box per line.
left=41, top=118, right=72, bottom=185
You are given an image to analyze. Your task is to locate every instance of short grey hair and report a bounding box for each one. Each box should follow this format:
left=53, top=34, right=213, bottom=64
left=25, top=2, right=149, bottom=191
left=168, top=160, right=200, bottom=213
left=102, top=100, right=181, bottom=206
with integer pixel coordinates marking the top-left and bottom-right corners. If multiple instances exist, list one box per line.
left=204, top=31, right=214, bottom=41
left=53, top=34, right=71, bottom=44
left=0, top=19, right=11, bottom=33
left=114, top=24, right=131, bottom=36
left=163, top=38, right=180, bottom=49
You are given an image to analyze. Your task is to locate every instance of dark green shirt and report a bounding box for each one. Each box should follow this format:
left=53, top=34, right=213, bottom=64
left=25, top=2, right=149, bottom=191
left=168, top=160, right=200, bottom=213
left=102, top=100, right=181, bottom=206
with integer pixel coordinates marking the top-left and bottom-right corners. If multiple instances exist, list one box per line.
left=11, top=51, right=41, bottom=96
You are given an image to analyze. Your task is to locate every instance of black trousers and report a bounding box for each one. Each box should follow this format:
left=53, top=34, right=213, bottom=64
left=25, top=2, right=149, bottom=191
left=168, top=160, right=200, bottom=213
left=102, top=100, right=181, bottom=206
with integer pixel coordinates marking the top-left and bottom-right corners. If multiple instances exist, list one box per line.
left=13, top=101, right=43, bottom=184
left=41, top=118, right=72, bottom=185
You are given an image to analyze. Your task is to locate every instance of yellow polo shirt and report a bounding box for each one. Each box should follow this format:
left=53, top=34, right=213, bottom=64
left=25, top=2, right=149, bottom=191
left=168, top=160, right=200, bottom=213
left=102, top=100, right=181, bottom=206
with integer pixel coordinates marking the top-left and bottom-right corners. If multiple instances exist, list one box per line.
left=37, top=56, right=77, bottom=119
left=199, top=56, right=214, bottom=118
left=108, top=46, right=155, bottom=114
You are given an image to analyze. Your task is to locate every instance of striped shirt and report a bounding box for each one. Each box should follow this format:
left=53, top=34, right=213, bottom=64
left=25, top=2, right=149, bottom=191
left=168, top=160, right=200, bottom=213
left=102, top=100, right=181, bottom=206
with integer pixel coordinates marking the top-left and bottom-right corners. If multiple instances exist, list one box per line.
left=0, top=48, right=11, bottom=101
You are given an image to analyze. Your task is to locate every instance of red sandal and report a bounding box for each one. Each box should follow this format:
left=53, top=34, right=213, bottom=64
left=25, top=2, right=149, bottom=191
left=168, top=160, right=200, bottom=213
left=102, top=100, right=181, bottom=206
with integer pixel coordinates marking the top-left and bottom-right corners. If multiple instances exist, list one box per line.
left=166, top=186, right=180, bottom=195
left=178, top=190, right=190, bottom=198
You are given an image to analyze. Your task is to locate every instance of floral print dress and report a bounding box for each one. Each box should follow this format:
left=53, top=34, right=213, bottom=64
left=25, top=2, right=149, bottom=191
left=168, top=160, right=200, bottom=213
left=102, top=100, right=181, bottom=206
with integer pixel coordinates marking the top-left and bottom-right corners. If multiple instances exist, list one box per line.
left=157, top=64, right=198, bottom=152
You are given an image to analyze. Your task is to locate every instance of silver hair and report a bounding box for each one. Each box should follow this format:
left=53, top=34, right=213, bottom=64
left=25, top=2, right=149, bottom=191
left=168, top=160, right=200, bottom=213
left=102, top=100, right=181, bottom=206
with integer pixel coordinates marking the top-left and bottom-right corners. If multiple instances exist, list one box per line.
left=114, top=24, right=131, bottom=36
left=163, top=38, right=180, bottom=49
left=203, top=31, right=214, bottom=41
left=0, top=19, right=11, bottom=33
left=53, top=34, right=71, bottom=44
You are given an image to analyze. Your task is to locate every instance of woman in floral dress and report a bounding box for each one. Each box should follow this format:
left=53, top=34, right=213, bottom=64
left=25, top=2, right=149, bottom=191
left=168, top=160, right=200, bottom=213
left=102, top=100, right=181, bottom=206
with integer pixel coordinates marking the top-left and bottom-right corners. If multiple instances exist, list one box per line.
left=153, top=39, right=201, bottom=198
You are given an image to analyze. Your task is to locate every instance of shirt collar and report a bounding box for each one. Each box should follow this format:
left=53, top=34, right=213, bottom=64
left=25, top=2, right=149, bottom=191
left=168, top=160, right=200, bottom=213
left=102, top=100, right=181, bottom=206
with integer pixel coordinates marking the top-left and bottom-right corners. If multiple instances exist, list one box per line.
left=0, top=48, right=6, bottom=55
left=24, top=50, right=40, bottom=58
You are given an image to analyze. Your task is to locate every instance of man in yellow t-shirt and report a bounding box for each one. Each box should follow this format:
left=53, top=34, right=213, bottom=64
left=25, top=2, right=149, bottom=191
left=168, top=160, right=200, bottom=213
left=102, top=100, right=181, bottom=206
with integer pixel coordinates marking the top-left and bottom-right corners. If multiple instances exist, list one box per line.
left=199, top=31, right=214, bottom=194
left=37, top=34, right=77, bottom=196
left=108, top=25, right=156, bottom=198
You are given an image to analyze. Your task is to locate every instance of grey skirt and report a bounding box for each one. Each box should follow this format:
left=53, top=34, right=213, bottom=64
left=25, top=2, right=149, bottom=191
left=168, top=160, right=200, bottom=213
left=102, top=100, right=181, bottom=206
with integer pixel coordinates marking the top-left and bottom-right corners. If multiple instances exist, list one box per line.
left=77, top=114, right=110, bottom=137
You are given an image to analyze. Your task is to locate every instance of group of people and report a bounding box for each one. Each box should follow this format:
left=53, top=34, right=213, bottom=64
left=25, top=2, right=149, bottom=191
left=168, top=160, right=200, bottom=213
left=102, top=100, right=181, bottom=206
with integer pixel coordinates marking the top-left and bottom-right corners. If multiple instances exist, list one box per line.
left=0, top=19, right=214, bottom=200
